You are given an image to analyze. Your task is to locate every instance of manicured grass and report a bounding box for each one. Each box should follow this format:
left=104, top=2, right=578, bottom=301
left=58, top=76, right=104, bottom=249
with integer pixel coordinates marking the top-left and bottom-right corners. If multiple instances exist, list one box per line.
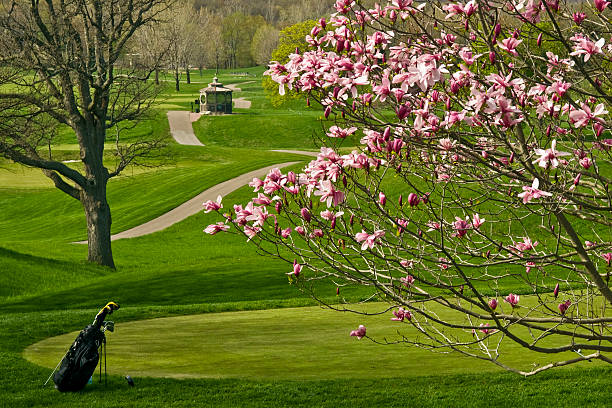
left=25, top=303, right=606, bottom=381
left=1, top=66, right=612, bottom=407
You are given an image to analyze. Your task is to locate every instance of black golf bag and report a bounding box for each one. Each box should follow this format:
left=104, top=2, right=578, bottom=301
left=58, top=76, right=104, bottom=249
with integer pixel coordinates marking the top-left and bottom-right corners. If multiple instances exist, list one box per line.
left=52, top=302, right=120, bottom=392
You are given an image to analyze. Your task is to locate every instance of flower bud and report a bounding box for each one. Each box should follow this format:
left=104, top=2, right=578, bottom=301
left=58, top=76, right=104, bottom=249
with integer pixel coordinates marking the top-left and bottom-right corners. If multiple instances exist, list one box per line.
left=301, top=208, right=311, bottom=222
left=379, top=192, right=387, bottom=206
left=407, top=193, right=420, bottom=207
left=489, top=51, right=496, bottom=64
left=383, top=127, right=391, bottom=141
left=324, top=106, right=332, bottom=118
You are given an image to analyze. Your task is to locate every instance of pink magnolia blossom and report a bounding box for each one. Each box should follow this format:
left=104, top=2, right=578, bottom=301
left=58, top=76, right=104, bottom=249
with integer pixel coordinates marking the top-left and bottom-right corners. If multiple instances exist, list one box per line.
left=400, top=274, right=415, bottom=287
left=602, top=252, right=612, bottom=266
left=453, top=217, right=470, bottom=238
left=498, top=37, right=522, bottom=57
left=443, top=2, right=465, bottom=18
left=399, top=259, right=413, bottom=268
left=573, top=12, right=586, bottom=24
left=249, top=177, right=264, bottom=192
left=426, top=221, right=440, bottom=231
left=204, top=222, right=230, bottom=235
left=517, top=178, right=552, bottom=204
left=288, top=261, right=302, bottom=277
left=533, top=140, right=571, bottom=169
left=569, top=103, right=608, bottom=128
left=203, top=195, right=223, bottom=213
left=280, top=227, right=292, bottom=238
left=379, top=191, right=387, bottom=206
left=391, top=307, right=412, bottom=321
left=554, top=283, right=560, bottom=298
left=558, top=300, right=571, bottom=315
left=372, top=76, right=392, bottom=102
left=311, top=229, right=324, bottom=238
left=355, top=229, right=385, bottom=250
left=327, top=125, right=358, bottom=139
left=407, top=192, right=420, bottom=207
left=525, top=262, right=536, bottom=274
left=438, top=257, right=450, bottom=270
left=459, top=47, right=480, bottom=65
left=472, top=214, right=485, bottom=229
left=438, top=138, right=456, bottom=151
left=314, top=180, right=345, bottom=207
left=570, top=36, right=605, bottom=62
left=252, top=193, right=272, bottom=206
left=300, top=208, right=311, bottom=222
left=479, top=323, right=495, bottom=334
left=488, top=298, right=498, bottom=310
left=580, top=157, right=593, bottom=169
left=243, top=225, right=261, bottom=241
left=320, top=210, right=343, bottom=221
left=594, top=0, right=610, bottom=12
left=513, top=236, right=538, bottom=252
left=295, top=226, right=306, bottom=236
left=505, top=293, right=520, bottom=308
left=350, top=324, right=367, bottom=339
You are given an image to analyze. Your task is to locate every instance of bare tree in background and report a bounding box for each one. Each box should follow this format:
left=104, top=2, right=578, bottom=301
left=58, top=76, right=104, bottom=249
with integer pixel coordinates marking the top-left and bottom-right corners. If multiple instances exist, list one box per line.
left=0, top=0, right=172, bottom=268
left=251, top=24, right=279, bottom=66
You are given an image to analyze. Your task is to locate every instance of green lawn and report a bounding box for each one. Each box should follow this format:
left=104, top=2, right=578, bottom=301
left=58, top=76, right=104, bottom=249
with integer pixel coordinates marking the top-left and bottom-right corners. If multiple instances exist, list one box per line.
left=1, top=67, right=611, bottom=407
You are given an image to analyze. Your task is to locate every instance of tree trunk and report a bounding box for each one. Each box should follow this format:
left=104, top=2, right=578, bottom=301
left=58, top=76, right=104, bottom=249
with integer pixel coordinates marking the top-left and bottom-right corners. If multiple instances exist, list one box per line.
left=154, top=68, right=159, bottom=85
left=174, top=66, right=180, bottom=91
left=185, top=64, right=191, bottom=84
left=81, top=180, right=115, bottom=269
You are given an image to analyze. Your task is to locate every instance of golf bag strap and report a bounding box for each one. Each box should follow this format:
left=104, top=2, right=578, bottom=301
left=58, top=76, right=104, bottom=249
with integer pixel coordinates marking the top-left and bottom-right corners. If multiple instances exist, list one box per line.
left=92, top=302, right=120, bottom=329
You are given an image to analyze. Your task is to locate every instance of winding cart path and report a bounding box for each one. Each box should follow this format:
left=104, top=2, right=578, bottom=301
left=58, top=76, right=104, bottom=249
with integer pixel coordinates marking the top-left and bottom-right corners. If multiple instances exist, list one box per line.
left=166, top=111, right=204, bottom=146
left=226, top=81, right=254, bottom=109
left=75, top=87, right=319, bottom=242
left=108, top=161, right=303, bottom=241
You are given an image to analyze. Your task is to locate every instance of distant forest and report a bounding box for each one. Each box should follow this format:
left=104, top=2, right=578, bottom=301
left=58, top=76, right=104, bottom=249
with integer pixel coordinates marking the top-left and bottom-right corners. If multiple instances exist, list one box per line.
left=193, top=0, right=335, bottom=28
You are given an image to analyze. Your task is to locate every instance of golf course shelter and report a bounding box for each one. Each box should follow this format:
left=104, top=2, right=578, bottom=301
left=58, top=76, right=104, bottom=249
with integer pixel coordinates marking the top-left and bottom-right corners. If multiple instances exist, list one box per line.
left=200, top=77, right=232, bottom=114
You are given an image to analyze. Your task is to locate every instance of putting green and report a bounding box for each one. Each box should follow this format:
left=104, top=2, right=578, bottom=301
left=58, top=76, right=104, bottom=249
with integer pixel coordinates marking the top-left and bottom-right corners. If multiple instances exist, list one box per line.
left=24, top=305, right=595, bottom=379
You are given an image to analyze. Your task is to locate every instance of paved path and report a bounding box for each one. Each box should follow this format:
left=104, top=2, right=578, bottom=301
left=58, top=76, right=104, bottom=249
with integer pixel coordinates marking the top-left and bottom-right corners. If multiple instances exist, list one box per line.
left=108, top=161, right=301, bottom=241
left=227, top=82, right=255, bottom=109
left=167, top=111, right=204, bottom=146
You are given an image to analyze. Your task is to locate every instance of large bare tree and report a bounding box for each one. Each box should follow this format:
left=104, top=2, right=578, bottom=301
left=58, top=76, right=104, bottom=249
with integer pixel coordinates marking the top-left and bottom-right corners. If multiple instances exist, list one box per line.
left=0, top=0, right=172, bottom=268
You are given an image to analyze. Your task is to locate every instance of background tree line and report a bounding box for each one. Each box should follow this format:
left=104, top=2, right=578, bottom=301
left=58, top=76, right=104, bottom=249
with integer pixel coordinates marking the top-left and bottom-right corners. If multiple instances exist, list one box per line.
left=123, top=0, right=335, bottom=91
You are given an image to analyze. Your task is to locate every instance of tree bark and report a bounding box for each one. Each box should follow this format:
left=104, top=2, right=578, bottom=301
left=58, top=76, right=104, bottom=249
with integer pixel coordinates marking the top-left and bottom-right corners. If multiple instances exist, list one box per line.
left=81, top=179, right=115, bottom=269
left=185, top=64, right=191, bottom=84
left=155, top=68, right=159, bottom=85
left=174, top=66, right=180, bottom=91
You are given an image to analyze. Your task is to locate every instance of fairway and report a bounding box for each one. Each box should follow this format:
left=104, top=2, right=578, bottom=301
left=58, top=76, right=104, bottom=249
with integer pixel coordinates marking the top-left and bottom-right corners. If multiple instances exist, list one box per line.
left=24, top=304, right=600, bottom=380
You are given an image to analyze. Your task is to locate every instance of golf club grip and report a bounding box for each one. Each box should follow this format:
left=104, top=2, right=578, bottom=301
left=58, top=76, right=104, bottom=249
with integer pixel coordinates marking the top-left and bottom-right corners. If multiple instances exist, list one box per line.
left=93, top=302, right=120, bottom=328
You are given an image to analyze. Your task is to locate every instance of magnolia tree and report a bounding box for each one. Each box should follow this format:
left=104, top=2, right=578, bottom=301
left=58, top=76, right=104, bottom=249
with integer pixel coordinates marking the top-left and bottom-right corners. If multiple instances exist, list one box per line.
left=206, top=0, right=612, bottom=375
